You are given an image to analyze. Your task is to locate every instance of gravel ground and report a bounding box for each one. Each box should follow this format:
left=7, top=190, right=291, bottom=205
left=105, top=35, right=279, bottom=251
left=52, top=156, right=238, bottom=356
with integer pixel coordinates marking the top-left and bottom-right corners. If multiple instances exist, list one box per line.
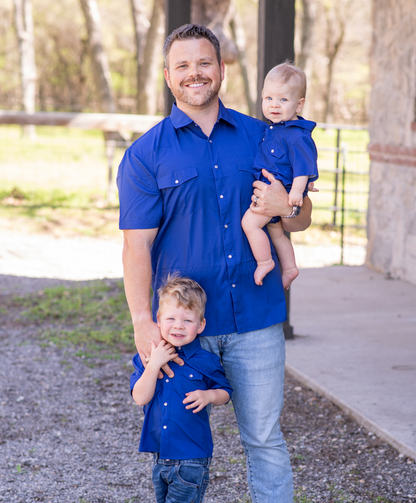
left=0, top=276, right=415, bottom=503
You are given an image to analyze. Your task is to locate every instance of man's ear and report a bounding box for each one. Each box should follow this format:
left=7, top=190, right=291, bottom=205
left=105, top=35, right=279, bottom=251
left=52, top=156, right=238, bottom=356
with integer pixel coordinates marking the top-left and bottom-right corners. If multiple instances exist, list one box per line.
left=197, top=318, right=206, bottom=334
left=296, top=97, right=305, bottom=114
left=220, top=60, right=225, bottom=82
left=164, top=68, right=171, bottom=89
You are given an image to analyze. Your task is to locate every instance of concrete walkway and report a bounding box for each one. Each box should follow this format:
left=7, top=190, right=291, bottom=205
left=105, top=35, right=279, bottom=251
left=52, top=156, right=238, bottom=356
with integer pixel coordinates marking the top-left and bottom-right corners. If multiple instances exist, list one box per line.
left=288, top=265, right=416, bottom=459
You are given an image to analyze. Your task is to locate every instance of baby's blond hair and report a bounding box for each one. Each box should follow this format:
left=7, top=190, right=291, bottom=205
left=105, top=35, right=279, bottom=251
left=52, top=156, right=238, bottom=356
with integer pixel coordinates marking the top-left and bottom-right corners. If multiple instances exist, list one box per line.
left=157, top=274, right=207, bottom=322
left=263, top=61, right=307, bottom=99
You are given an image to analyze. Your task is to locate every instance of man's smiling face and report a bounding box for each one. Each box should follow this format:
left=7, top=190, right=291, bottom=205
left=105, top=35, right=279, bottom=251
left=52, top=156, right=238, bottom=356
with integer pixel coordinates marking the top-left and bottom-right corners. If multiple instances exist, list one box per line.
left=157, top=300, right=206, bottom=348
left=164, top=37, right=224, bottom=111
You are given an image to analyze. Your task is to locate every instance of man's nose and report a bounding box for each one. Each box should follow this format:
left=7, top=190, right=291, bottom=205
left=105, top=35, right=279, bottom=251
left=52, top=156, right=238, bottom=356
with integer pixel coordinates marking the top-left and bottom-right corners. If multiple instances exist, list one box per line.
left=188, top=64, right=201, bottom=77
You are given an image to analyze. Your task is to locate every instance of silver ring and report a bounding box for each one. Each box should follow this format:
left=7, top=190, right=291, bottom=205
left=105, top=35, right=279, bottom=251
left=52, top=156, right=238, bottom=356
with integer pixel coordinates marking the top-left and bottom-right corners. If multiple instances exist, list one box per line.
left=254, top=196, right=259, bottom=204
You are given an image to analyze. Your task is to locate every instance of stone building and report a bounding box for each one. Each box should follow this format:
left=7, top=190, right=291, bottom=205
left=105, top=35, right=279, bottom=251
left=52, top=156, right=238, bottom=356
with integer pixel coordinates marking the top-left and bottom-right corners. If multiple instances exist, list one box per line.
left=367, top=0, right=416, bottom=285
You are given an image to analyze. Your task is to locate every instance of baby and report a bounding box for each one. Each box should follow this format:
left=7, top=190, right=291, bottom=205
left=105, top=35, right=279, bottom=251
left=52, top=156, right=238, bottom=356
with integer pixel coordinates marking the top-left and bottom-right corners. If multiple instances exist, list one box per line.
left=242, top=62, right=319, bottom=288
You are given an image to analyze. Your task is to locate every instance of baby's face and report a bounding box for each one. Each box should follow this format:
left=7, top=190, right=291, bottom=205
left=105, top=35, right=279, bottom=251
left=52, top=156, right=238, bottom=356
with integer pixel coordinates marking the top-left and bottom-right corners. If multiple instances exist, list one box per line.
left=157, top=300, right=206, bottom=347
left=262, top=79, right=304, bottom=123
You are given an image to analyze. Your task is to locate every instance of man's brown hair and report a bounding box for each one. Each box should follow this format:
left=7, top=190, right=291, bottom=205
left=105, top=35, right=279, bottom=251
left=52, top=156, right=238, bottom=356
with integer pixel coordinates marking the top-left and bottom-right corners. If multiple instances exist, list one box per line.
left=163, top=23, right=221, bottom=70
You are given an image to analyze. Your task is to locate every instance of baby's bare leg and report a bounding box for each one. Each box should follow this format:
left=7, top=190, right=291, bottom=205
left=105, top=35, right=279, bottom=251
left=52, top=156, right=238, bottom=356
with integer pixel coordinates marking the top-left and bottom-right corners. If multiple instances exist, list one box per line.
left=242, top=209, right=275, bottom=286
left=267, top=221, right=299, bottom=290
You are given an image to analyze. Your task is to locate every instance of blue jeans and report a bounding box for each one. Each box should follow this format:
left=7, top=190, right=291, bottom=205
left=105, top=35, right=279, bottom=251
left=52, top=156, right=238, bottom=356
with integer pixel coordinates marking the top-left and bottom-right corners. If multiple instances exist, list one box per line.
left=200, top=323, right=293, bottom=503
left=152, top=454, right=211, bottom=503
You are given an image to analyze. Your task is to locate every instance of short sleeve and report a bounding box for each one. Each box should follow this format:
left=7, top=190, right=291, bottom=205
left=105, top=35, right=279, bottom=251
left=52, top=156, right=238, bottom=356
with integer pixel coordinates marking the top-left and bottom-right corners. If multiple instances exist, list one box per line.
left=117, top=148, right=163, bottom=229
left=289, top=135, right=319, bottom=182
left=204, top=358, right=233, bottom=399
left=130, top=353, right=145, bottom=395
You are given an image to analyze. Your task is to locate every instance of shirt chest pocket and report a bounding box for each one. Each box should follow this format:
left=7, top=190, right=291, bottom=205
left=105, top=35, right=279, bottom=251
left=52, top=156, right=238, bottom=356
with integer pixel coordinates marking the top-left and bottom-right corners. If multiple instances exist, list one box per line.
left=156, top=166, right=201, bottom=216
left=267, top=140, right=286, bottom=160
left=177, top=368, right=207, bottom=394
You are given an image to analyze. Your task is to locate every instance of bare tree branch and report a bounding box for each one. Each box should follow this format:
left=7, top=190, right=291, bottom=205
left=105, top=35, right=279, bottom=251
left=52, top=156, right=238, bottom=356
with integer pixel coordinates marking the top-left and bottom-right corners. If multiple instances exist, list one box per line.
left=13, top=0, right=37, bottom=139
left=79, top=0, right=116, bottom=113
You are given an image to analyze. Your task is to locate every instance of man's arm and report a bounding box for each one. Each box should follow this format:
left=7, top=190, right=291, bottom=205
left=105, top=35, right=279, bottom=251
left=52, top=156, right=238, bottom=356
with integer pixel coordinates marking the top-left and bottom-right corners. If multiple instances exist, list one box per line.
left=250, top=169, right=312, bottom=232
left=122, top=228, right=181, bottom=377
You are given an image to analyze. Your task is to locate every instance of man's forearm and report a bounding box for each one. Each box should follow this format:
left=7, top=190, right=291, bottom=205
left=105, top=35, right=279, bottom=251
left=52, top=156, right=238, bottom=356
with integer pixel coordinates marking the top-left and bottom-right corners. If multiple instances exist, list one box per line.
left=122, top=229, right=159, bottom=348
left=123, top=230, right=154, bottom=324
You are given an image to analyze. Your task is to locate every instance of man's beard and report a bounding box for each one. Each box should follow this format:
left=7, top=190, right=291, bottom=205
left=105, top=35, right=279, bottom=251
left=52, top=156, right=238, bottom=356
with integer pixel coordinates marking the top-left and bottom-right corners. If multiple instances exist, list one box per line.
left=171, top=77, right=221, bottom=107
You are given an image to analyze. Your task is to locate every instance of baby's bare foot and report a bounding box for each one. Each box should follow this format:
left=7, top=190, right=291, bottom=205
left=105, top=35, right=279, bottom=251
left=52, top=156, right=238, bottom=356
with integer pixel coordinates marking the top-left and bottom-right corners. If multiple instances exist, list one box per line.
left=254, top=258, right=275, bottom=286
left=282, top=267, right=299, bottom=290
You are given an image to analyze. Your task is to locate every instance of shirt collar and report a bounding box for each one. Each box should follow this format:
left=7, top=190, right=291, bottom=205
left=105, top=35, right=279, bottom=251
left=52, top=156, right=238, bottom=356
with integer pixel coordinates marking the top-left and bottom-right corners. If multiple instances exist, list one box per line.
left=269, top=116, right=316, bottom=131
left=169, top=99, right=239, bottom=130
left=176, top=336, right=201, bottom=359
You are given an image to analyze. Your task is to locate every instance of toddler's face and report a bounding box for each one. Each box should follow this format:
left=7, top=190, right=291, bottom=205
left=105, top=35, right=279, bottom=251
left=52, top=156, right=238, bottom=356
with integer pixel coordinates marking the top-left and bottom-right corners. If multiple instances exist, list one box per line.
left=157, top=300, right=206, bottom=347
left=262, top=79, right=304, bottom=123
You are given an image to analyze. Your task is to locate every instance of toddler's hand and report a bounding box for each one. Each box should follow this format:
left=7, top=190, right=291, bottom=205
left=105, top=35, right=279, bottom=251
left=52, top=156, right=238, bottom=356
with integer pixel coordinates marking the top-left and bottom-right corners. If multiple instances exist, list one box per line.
left=183, top=390, right=212, bottom=414
left=147, top=340, right=177, bottom=370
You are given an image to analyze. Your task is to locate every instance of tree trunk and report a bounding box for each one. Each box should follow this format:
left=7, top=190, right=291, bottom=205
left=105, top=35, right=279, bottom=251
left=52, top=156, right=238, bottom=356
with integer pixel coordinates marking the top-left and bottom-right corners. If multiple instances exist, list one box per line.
left=229, top=2, right=255, bottom=116
left=79, top=0, right=116, bottom=113
left=297, top=0, right=316, bottom=77
left=130, top=0, right=149, bottom=70
left=13, top=0, right=37, bottom=139
left=323, top=2, right=346, bottom=123
left=136, top=0, right=164, bottom=115
left=191, top=0, right=238, bottom=64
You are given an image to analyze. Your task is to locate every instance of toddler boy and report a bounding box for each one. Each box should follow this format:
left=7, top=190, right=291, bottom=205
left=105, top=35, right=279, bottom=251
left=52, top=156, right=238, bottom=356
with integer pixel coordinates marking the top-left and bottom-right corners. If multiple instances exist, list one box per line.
left=242, top=61, right=319, bottom=288
left=130, top=275, right=232, bottom=503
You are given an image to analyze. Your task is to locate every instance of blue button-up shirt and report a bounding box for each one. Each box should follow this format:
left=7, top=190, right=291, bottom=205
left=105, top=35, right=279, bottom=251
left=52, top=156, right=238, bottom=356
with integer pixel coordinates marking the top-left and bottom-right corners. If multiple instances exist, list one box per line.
left=255, top=117, right=319, bottom=194
left=130, top=337, right=232, bottom=459
left=117, top=100, right=287, bottom=336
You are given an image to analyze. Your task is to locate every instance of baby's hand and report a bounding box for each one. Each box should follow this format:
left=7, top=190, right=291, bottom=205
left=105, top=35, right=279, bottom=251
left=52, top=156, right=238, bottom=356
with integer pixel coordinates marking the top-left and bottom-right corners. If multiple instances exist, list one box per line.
left=147, top=340, right=177, bottom=370
left=288, top=189, right=303, bottom=207
left=308, top=182, right=319, bottom=193
left=183, top=390, right=212, bottom=414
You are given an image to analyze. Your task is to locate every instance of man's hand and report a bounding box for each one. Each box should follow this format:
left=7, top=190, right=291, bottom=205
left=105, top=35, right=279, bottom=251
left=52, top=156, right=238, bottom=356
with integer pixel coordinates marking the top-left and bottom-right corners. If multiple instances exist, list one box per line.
left=250, top=169, right=293, bottom=217
left=250, top=169, right=312, bottom=232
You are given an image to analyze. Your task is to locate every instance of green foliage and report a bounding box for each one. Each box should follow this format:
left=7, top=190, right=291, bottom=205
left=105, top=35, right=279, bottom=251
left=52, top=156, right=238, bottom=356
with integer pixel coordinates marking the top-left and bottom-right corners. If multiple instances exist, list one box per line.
left=15, top=281, right=134, bottom=355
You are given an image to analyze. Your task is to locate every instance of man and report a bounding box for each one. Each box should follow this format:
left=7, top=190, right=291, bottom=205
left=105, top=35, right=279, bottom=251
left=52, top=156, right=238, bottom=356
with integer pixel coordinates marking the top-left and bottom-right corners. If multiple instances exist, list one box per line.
left=117, top=24, right=312, bottom=503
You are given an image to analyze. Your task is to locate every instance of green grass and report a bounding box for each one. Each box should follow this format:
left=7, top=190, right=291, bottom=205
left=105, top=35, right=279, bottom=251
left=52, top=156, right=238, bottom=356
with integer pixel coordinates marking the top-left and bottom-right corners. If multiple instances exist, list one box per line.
left=0, top=125, right=106, bottom=164
left=311, top=127, right=370, bottom=229
left=0, top=125, right=370, bottom=242
left=14, top=281, right=135, bottom=356
left=0, top=185, right=120, bottom=238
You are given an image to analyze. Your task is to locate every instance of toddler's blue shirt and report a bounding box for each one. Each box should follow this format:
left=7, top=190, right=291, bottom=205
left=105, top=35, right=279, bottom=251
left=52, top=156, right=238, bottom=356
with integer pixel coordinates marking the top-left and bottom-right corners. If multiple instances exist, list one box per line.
left=130, top=337, right=232, bottom=459
left=254, top=117, right=319, bottom=193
